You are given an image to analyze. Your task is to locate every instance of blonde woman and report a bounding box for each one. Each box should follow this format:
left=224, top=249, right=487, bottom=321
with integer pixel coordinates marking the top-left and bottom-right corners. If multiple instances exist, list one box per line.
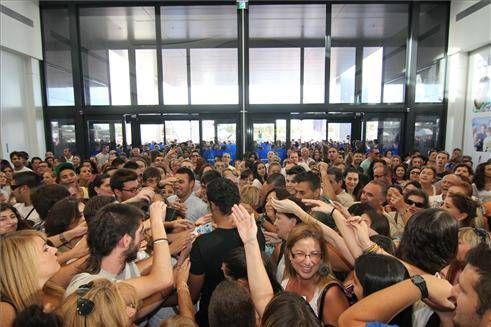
left=61, top=278, right=139, bottom=327
left=0, top=230, right=61, bottom=326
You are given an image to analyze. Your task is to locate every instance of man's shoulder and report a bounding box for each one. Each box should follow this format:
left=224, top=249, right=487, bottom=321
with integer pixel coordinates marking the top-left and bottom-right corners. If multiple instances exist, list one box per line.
left=65, top=272, right=99, bottom=297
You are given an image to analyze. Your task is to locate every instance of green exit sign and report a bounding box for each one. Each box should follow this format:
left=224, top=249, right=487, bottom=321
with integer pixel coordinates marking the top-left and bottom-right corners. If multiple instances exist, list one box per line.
left=237, top=0, right=248, bottom=10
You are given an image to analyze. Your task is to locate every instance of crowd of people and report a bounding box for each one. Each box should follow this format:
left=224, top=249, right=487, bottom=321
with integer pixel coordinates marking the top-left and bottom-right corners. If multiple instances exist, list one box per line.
left=0, top=142, right=490, bottom=327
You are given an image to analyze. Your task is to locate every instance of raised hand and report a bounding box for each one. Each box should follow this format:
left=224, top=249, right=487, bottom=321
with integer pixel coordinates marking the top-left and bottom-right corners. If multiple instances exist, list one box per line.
left=194, top=213, right=212, bottom=226
left=170, top=219, right=195, bottom=230
left=231, top=204, right=257, bottom=245
left=346, top=216, right=372, bottom=250
left=175, top=258, right=191, bottom=288
left=150, top=200, right=167, bottom=221
left=302, top=198, right=334, bottom=213
left=263, top=231, right=282, bottom=245
left=271, top=198, right=300, bottom=214
left=422, top=275, right=455, bottom=311
left=169, top=232, right=196, bottom=256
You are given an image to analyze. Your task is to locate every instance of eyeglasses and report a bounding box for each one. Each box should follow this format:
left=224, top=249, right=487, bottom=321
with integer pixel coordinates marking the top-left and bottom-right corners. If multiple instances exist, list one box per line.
left=405, top=199, right=425, bottom=208
left=122, top=186, right=141, bottom=193
left=373, top=174, right=385, bottom=179
left=410, top=171, right=421, bottom=175
left=76, top=282, right=95, bottom=316
left=290, top=251, right=322, bottom=262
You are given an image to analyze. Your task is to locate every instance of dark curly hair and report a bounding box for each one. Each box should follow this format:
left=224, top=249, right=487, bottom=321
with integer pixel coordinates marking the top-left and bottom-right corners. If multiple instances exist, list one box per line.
left=206, top=177, right=240, bottom=216
left=45, top=197, right=82, bottom=237
left=85, top=203, right=143, bottom=274
left=31, top=184, right=71, bottom=220
left=474, top=162, right=491, bottom=191
left=396, top=208, right=458, bottom=274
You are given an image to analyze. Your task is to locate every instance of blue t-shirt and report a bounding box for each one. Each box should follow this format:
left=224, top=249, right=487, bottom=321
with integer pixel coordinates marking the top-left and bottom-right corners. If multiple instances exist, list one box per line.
left=366, top=322, right=399, bottom=327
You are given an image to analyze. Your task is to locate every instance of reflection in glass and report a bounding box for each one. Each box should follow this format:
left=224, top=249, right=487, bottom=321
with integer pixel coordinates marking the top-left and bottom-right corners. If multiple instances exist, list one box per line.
left=384, top=77, right=405, bottom=103
left=141, top=124, right=164, bottom=145
left=362, top=48, right=383, bottom=103
left=328, top=123, right=351, bottom=143
left=42, top=9, right=74, bottom=106
left=136, top=49, right=158, bottom=105
left=163, top=49, right=188, bottom=105
left=109, top=50, right=131, bottom=105
left=190, top=49, right=238, bottom=104
left=276, top=120, right=287, bottom=142
left=414, top=116, right=440, bottom=155
left=250, top=48, right=301, bottom=104
left=125, top=121, right=132, bottom=146
left=304, top=48, right=325, bottom=103
left=365, top=119, right=401, bottom=154
left=253, top=123, right=275, bottom=143
left=330, top=48, right=355, bottom=103
left=291, top=119, right=326, bottom=142
left=51, top=121, right=76, bottom=156
left=202, top=120, right=215, bottom=142
left=416, top=59, right=445, bottom=103
left=165, top=121, right=199, bottom=143
left=217, top=124, right=236, bottom=143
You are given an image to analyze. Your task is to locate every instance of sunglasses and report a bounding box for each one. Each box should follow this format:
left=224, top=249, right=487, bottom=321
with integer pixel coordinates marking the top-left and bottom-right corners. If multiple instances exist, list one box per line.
left=473, top=228, right=490, bottom=244
left=405, top=199, right=425, bottom=208
left=76, top=282, right=95, bottom=316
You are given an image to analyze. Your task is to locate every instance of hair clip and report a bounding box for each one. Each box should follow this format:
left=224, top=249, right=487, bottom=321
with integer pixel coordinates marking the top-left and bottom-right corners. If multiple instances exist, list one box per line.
left=76, top=282, right=95, bottom=316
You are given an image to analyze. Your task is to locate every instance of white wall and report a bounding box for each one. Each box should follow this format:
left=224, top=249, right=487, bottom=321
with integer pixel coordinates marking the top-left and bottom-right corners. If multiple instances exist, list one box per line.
left=0, top=0, right=45, bottom=159
left=445, top=0, right=491, bottom=165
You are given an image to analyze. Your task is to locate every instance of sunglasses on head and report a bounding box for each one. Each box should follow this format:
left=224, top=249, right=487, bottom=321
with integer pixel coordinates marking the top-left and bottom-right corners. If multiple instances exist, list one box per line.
left=473, top=228, right=490, bottom=244
left=405, top=199, right=425, bottom=208
left=76, top=282, right=95, bottom=316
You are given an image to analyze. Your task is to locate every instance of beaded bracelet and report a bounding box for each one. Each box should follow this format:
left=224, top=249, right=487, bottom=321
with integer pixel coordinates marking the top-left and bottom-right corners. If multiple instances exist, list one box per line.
left=153, top=238, right=168, bottom=245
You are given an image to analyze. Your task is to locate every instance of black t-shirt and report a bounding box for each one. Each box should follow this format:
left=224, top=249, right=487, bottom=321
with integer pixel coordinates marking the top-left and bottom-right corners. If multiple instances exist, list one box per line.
left=190, top=226, right=265, bottom=326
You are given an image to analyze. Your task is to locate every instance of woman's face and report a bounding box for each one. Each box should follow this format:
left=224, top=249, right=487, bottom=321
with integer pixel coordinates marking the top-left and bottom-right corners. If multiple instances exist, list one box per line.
left=395, top=167, right=406, bottom=178
left=72, top=156, right=81, bottom=166
left=353, top=272, right=364, bottom=300
left=406, top=194, right=425, bottom=217
left=289, top=237, right=322, bottom=280
left=0, top=209, right=18, bottom=235
left=223, top=170, right=238, bottom=184
left=419, top=168, right=435, bottom=184
left=409, top=169, right=421, bottom=181
left=0, top=172, right=7, bottom=186
left=42, top=171, right=57, bottom=185
left=2, top=167, right=13, bottom=181
left=274, top=213, right=296, bottom=240
left=79, top=166, right=92, bottom=180
left=34, top=236, right=60, bottom=283
left=429, top=152, right=437, bottom=162
left=391, top=157, right=401, bottom=167
left=344, top=172, right=359, bottom=191
left=441, top=196, right=466, bottom=222
left=257, top=164, right=266, bottom=177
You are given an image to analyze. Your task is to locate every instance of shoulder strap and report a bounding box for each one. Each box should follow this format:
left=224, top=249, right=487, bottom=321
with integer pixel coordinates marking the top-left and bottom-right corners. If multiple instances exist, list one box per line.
left=25, top=207, right=35, bottom=220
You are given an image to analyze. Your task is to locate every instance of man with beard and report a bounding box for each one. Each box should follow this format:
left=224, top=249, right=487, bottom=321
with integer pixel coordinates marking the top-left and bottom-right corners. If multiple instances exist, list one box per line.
left=65, top=203, right=149, bottom=296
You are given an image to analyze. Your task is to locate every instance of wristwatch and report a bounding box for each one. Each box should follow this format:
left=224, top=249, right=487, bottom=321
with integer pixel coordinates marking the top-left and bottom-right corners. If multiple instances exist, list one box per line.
left=410, top=275, right=429, bottom=299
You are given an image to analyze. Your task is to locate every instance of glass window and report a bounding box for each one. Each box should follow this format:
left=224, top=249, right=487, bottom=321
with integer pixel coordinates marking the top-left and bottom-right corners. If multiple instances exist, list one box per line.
left=109, top=50, right=131, bottom=105
left=303, top=48, right=325, bottom=103
left=365, top=119, right=401, bottom=154
left=163, top=49, right=188, bottom=105
left=362, top=47, right=383, bottom=103
left=253, top=123, right=275, bottom=143
left=41, top=9, right=74, bottom=106
left=135, top=49, right=158, bottom=105
left=165, top=121, right=199, bottom=144
left=141, top=124, right=164, bottom=145
left=190, top=49, right=238, bottom=104
left=249, top=48, right=301, bottom=104
left=331, top=4, right=409, bottom=104
left=217, top=124, right=236, bottom=143
left=161, top=6, right=237, bottom=105
left=51, top=120, right=76, bottom=156
left=414, top=115, right=440, bottom=155
left=79, top=7, right=155, bottom=106
left=276, top=120, right=287, bottom=142
left=125, top=121, right=132, bottom=146
left=291, top=119, right=326, bottom=142
left=202, top=120, right=215, bottom=142
left=330, top=48, right=356, bottom=103
left=249, top=4, right=326, bottom=104
left=328, top=123, right=351, bottom=143
left=415, top=3, right=448, bottom=103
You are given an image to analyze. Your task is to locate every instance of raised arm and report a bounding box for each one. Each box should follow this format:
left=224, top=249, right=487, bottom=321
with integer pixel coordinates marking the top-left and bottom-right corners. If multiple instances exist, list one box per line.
left=125, top=201, right=173, bottom=300
left=175, top=258, right=195, bottom=321
left=231, top=204, right=274, bottom=317
left=338, top=275, right=455, bottom=327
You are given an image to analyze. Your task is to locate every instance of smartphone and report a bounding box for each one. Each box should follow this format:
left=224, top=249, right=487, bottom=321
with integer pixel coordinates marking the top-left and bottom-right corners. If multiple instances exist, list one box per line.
left=165, top=207, right=178, bottom=222
left=194, top=222, right=214, bottom=235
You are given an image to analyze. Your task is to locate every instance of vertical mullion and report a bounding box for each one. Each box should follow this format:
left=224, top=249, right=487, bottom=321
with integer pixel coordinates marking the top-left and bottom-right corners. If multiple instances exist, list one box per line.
left=186, top=48, right=192, bottom=106
left=300, top=47, right=304, bottom=104
left=355, top=46, right=363, bottom=104
left=129, top=48, right=137, bottom=106
left=324, top=4, right=331, bottom=106
left=155, top=5, right=164, bottom=106
left=107, top=49, right=112, bottom=105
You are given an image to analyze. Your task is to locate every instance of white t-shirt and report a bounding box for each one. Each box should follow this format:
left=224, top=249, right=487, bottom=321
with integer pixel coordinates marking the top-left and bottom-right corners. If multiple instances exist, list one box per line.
left=14, top=203, right=41, bottom=226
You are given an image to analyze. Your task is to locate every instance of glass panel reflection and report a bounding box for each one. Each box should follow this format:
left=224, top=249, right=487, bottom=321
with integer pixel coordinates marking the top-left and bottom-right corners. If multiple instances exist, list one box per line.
left=329, top=48, right=356, bottom=103
left=141, top=124, right=164, bottom=145
left=163, top=49, right=188, bottom=105
left=414, top=115, right=440, bottom=156
left=165, top=121, right=199, bottom=143
left=291, top=119, right=326, bottom=142
left=328, top=123, right=351, bottom=143
left=366, top=119, right=401, bottom=154
left=51, top=120, right=76, bottom=156
left=136, top=49, right=158, bottom=105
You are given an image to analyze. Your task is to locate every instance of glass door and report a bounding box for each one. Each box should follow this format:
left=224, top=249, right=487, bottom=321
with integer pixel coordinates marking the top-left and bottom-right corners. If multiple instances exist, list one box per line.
left=200, top=118, right=238, bottom=163
left=251, top=119, right=287, bottom=162
left=364, top=114, right=404, bottom=155
left=87, top=120, right=124, bottom=156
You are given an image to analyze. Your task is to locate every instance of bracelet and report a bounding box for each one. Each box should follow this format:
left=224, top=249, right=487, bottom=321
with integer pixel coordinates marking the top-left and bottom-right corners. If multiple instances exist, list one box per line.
left=59, top=232, right=68, bottom=244
left=363, top=243, right=379, bottom=254
left=153, top=238, right=168, bottom=245
left=330, top=207, right=336, bottom=216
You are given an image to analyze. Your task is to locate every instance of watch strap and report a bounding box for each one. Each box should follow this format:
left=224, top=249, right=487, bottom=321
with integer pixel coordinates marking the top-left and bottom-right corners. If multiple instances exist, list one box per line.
left=411, top=275, right=429, bottom=299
